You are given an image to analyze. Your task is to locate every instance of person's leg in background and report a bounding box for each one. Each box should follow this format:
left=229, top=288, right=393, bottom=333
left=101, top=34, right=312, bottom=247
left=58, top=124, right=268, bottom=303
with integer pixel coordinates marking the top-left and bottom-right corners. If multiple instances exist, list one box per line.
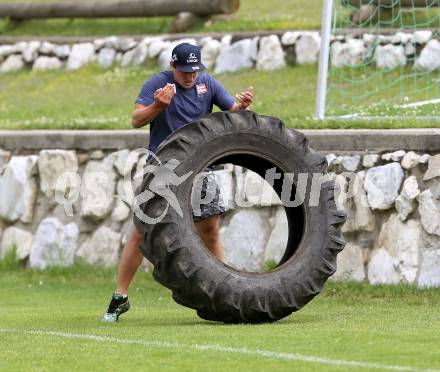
left=195, top=215, right=223, bottom=260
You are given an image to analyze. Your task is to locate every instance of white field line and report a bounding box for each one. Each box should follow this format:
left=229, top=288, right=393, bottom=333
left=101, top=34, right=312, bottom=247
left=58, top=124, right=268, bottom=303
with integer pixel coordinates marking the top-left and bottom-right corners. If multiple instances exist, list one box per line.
left=1, top=328, right=438, bottom=372
left=399, top=98, right=440, bottom=108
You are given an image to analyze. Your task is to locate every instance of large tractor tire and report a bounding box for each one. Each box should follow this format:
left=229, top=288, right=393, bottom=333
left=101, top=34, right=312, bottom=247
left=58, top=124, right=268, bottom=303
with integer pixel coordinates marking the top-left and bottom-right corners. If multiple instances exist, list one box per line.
left=134, top=111, right=346, bottom=323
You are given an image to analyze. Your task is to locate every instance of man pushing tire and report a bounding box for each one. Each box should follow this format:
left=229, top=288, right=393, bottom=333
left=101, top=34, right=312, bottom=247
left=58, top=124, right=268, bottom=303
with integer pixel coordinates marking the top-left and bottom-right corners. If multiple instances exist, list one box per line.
left=102, top=42, right=254, bottom=322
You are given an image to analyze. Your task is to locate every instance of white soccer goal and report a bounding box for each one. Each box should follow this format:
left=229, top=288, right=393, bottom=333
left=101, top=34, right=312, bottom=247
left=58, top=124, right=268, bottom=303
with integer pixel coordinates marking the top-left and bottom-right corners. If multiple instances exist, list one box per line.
left=316, top=0, right=440, bottom=120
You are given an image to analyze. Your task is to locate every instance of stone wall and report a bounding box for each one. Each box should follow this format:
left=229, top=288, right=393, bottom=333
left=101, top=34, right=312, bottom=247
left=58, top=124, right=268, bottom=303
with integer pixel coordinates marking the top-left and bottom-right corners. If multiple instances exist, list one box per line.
left=326, top=151, right=440, bottom=287
left=0, top=130, right=440, bottom=288
left=1, top=30, right=439, bottom=73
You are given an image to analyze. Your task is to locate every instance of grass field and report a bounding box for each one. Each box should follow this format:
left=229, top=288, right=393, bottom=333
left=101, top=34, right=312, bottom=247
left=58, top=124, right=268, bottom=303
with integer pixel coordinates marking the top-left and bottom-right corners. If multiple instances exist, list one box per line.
left=1, top=64, right=439, bottom=130
left=1, top=257, right=440, bottom=371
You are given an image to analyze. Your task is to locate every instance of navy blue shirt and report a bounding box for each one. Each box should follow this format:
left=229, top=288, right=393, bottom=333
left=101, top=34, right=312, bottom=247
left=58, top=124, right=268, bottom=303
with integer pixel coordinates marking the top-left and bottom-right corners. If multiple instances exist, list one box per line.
left=135, top=71, right=235, bottom=154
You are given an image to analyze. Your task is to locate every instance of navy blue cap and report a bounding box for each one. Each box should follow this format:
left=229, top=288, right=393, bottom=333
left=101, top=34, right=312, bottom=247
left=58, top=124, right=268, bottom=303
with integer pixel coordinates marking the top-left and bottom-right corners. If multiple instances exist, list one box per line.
left=171, top=43, right=206, bottom=73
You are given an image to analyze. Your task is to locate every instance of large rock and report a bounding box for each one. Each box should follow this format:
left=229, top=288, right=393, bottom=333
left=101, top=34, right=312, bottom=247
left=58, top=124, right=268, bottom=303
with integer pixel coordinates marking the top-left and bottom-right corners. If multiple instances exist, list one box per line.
left=364, top=163, right=404, bottom=210
left=325, top=154, right=337, bottom=170
left=113, top=149, right=139, bottom=177
left=121, top=43, right=148, bottom=67
left=333, top=174, right=347, bottom=211
left=115, top=177, right=135, bottom=207
left=281, top=31, right=301, bottom=46
left=139, top=36, right=159, bottom=50
left=341, top=171, right=375, bottom=233
left=390, top=32, right=412, bottom=44
left=238, top=169, right=281, bottom=207
left=390, top=150, right=406, bottom=162
left=418, top=189, right=440, bottom=236
left=419, top=154, right=431, bottom=164
left=29, top=217, right=79, bottom=269
left=220, top=209, right=270, bottom=272
left=295, top=32, right=320, bottom=64
left=97, top=47, right=116, bottom=68
left=417, top=250, right=440, bottom=287
left=66, top=43, right=96, bottom=70
left=362, top=154, right=379, bottom=168
left=376, top=214, right=422, bottom=283
left=264, top=207, right=288, bottom=264
left=215, top=39, right=255, bottom=73
left=404, top=43, right=416, bottom=57
left=93, top=38, right=106, bottom=51
left=431, top=179, right=440, bottom=200
left=257, top=35, right=285, bottom=71
left=0, top=227, right=33, bottom=261
left=423, top=154, right=440, bottom=181
left=0, top=149, right=11, bottom=171
left=39, top=41, right=56, bottom=55
left=395, top=176, right=419, bottom=221
left=201, top=38, right=222, bottom=70
left=148, top=39, right=169, bottom=59
left=374, top=45, right=406, bottom=69
left=32, top=56, right=63, bottom=71
left=111, top=199, right=131, bottom=222
left=38, top=150, right=78, bottom=198
left=0, top=55, right=25, bottom=73
left=80, top=155, right=118, bottom=220
left=0, top=45, right=18, bottom=60
left=381, top=150, right=405, bottom=162
left=53, top=44, right=71, bottom=59
left=111, top=179, right=132, bottom=222
left=102, top=36, right=137, bottom=52
left=213, top=168, right=235, bottom=210
left=421, top=229, right=440, bottom=251
left=341, top=155, right=361, bottom=172
left=132, top=156, right=148, bottom=193
left=415, top=39, right=440, bottom=71
left=331, top=39, right=365, bottom=67
left=76, top=225, right=121, bottom=267
left=115, top=37, right=137, bottom=52
left=0, top=155, right=38, bottom=223
left=20, top=41, right=41, bottom=63
left=367, top=248, right=400, bottom=285
left=221, top=34, right=232, bottom=46
left=332, top=242, right=366, bottom=281
left=401, top=151, right=420, bottom=170
left=412, top=30, right=432, bottom=44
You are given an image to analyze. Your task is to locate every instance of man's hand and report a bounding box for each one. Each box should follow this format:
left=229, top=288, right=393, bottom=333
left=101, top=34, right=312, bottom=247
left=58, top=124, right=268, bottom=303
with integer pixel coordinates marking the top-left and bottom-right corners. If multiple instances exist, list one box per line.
left=132, top=83, right=176, bottom=128
left=154, top=83, right=175, bottom=109
left=235, top=86, right=253, bottom=110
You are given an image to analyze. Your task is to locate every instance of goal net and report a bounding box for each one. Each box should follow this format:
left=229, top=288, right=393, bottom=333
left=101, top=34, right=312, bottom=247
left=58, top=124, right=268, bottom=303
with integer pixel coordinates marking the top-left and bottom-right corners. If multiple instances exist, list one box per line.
left=316, top=0, right=440, bottom=120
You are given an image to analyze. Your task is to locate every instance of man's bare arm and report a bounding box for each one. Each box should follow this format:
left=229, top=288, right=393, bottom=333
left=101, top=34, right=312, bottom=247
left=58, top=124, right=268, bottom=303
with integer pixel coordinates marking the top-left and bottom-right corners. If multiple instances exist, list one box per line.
left=132, top=84, right=175, bottom=128
left=132, top=103, right=163, bottom=128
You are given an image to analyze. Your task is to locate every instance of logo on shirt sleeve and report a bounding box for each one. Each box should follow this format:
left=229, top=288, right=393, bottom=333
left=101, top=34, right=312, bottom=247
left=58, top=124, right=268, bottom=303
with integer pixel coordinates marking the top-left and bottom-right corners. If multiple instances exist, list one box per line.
left=196, top=83, right=207, bottom=95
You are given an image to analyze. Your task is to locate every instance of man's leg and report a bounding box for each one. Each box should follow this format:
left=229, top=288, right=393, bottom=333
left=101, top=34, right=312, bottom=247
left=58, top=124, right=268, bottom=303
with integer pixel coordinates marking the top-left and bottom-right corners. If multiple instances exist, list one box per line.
left=116, top=226, right=144, bottom=295
left=195, top=214, right=223, bottom=260
left=102, top=226, right=143, bottom=322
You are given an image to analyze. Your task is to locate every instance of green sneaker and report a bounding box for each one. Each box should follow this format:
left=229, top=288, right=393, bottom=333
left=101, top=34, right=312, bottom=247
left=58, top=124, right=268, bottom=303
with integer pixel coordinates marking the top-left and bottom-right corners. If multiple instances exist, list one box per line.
left=101, top=293, right=130, bottom=322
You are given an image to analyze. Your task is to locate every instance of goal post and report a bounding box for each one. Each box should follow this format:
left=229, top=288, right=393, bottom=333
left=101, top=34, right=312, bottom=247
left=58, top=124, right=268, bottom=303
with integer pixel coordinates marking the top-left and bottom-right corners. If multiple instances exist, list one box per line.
left=316, top=0, right=440, bottom=121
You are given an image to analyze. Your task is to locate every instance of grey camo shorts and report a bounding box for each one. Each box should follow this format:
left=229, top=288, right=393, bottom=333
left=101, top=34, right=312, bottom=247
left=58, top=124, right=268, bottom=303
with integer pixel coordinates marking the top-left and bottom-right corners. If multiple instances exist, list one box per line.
left=191, top=168, right=226, bottom=221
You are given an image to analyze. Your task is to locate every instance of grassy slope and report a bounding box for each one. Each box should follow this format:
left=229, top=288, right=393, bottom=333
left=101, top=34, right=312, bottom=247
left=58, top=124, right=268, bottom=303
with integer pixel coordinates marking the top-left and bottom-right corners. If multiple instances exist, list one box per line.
left=0, top=0, right=322, bottom=36
left=0, top=261, right=439, bottom=371
left=0, top=64, right=438, bottom=130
